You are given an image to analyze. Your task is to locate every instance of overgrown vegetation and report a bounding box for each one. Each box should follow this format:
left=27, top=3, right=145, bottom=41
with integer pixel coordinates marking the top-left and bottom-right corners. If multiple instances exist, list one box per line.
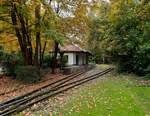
left=41, top=55, right=52, bottom=69
left=0, top=0, right=91, bottom=73
left=88, top=0, right=150, bottom=79
left=0, top=46, right=24, bottom=76
left=1, top=46, right=41, bottom=82
left=15, top=66, right=41, bottom=84
left=0, top=0, right=150, bottom=80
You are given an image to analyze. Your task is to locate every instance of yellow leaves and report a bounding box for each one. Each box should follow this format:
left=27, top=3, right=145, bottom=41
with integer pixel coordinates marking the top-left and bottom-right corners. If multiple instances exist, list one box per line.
left=0, top=0, right=7, bottom=5
left=49, top=112, right=53, bottom=116
left=0, top=34, right=19, bottom=52
left=49, top=111, right=63, bottom=116
left=87, top=101, right=95, bottom=109
left=57, top=16, right=90, bottom=41
left=74, top=3, right=87, bottom=17
left=90, top=1, right=102, bottom=17
left=98, top=28, right=105, bottom=33
left=108, top=1, right=123, bottom=22
left=22, top=111, right=32, bottom=116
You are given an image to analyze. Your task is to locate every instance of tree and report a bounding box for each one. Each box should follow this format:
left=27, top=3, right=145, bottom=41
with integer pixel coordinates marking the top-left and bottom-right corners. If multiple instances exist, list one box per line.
left=0, top=0, right=94, bottom=71
left=10, top=0, right=33, bottom=65
left=0, top=0, right=55, bottom=66
left=87, top=1, right=110, bottom=63
left=90, top=0, right=150, bottom=77
left=42, top=0, right=92, bottom=73
left=34, top=3, right=41, bottom=67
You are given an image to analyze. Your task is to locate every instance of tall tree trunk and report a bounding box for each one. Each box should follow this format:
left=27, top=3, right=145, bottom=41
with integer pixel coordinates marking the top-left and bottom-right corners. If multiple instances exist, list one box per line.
left=17, top=9, right=32, bottom=65
left=10, top=2, right=32, bottom=65
left=41, top=41, right=47, bottom=66
left=51, top=3, right=60, bottom=74
left=26, top=19, right=33, bottom=65
left=59, top=52, right=64, bottom=70
left=34, top=4, right=41, bottom=67
left=51, top=41, right=59, bottom=74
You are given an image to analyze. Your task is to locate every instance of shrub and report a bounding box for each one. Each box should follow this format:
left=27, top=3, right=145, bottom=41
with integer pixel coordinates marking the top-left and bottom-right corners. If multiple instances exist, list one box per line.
left=143, top=65, right=150, bottom=79
left=116, top=46, right=150, bottom=79
left=0, top=50, right=24, bottom=77
left=42, top=55, right=52, bottom=69
left=61, top=55, right=68, bottom=67
left=15, top=66, right=41, bottom=83
left=144, top=74, right=150, bottom=80
left=6, top=63, right=18, bottom=77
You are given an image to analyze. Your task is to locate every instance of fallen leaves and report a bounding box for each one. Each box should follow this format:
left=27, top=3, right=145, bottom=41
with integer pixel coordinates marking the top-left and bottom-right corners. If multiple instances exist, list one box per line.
left=0, top=73, right=62, bottom=102
left=22, top=111, right=32, bottom=116
left=49, top=112, right=53, bottom=116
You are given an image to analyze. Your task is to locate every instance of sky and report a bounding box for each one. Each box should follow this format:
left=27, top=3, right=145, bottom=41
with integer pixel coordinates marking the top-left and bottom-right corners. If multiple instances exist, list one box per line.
left=51, top=0, right=110, bottom=18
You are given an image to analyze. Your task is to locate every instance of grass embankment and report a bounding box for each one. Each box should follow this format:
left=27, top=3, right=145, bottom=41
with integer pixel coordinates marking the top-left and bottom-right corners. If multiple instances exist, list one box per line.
left=17, top=65, right=150, bottom=116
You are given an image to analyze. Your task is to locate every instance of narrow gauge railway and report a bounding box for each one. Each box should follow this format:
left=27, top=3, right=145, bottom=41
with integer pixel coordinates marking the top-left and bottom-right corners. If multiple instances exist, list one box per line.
left=0, top=72, right=74, bottom=96
left=0, top=71, right=85, bottom=109
left=0, top=68, right=113, bottom=116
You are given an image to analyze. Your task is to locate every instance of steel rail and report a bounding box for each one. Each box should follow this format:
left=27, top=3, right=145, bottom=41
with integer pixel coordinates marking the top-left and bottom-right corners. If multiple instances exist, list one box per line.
left=0, top=71, right=86, bottom=110
left=0, top=71, right=84, bottom=108
left=0, top=68, right=113, bottom=116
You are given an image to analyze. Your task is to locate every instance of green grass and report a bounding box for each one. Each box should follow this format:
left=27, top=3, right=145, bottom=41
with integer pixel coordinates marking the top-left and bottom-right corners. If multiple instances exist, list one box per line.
left=96, top=64, right=114, bottom=70
left=51, top=73, right=149, bottom=116
left=57, top=77, right=148, bottom=116
left=17, top=70, right=150, bottom=116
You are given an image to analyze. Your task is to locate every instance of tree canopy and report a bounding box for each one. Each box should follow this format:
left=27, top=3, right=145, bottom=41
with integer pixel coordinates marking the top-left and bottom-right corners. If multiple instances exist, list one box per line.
left=87, top=0, right=150, bottom=77
left=0, top=0, right=150, bottom=77
left=0, top=0, right=92, bottom=68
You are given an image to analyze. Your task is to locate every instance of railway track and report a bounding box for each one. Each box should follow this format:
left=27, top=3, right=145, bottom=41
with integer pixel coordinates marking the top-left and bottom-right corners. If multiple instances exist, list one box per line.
left=0, top=71, right=85, bottom=108
left=0, top=68, right=113, bottom=116
left=0, top=72, right=67, bottom=96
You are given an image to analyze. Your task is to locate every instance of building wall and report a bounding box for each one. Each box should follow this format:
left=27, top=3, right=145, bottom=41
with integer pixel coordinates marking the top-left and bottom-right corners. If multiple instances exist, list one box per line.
left=64, top=53, right=74, bottom=65
left=63, top=52, right=88, bottom=66
left=73, top=53, right=76, bottom=64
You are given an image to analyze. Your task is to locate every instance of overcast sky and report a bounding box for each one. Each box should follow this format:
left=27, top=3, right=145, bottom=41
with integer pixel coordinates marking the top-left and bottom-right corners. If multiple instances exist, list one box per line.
left=51, top=0, right=110, bottom=18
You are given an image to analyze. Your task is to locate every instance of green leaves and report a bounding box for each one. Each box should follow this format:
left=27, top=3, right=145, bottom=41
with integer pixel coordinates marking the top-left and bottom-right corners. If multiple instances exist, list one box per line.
left=87, top=0, right=150, bottom=76
left=44, top=29, right=64, bottom=45
left=143, top=22, right=150, bottom=41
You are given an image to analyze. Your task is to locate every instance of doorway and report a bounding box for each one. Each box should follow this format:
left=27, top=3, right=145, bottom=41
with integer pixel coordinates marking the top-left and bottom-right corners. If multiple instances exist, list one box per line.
left=76, top=55, right=79, bottom=65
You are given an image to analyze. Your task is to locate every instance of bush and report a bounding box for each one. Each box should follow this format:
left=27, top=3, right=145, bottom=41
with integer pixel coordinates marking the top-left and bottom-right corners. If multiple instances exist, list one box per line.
left=143, top=65, right=150, bottom=79
left=0, top=50, right=24, bottom=77
left=61, top=55, right=68, bottom=67
left=16, top=66, right=41, bottom=83
left=6, top=63, right=18, bottom=77
left=144, top=74, right=150, bottom=80
left=116, top=46, right=150, bottom=79
left=42, top=55, right=52, bottom=69
left=116, top=55, right=133, bottom=73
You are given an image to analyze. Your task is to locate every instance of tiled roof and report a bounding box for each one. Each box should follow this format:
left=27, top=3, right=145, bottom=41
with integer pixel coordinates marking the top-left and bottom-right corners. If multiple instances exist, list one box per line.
left=49, top=44, right=91, bottom=54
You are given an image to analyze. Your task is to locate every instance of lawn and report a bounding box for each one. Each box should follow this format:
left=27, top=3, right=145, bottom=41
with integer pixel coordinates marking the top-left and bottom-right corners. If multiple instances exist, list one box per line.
left=57, top=76, right=150, bottom=116
left=17, top=66, right=150, bottom=116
